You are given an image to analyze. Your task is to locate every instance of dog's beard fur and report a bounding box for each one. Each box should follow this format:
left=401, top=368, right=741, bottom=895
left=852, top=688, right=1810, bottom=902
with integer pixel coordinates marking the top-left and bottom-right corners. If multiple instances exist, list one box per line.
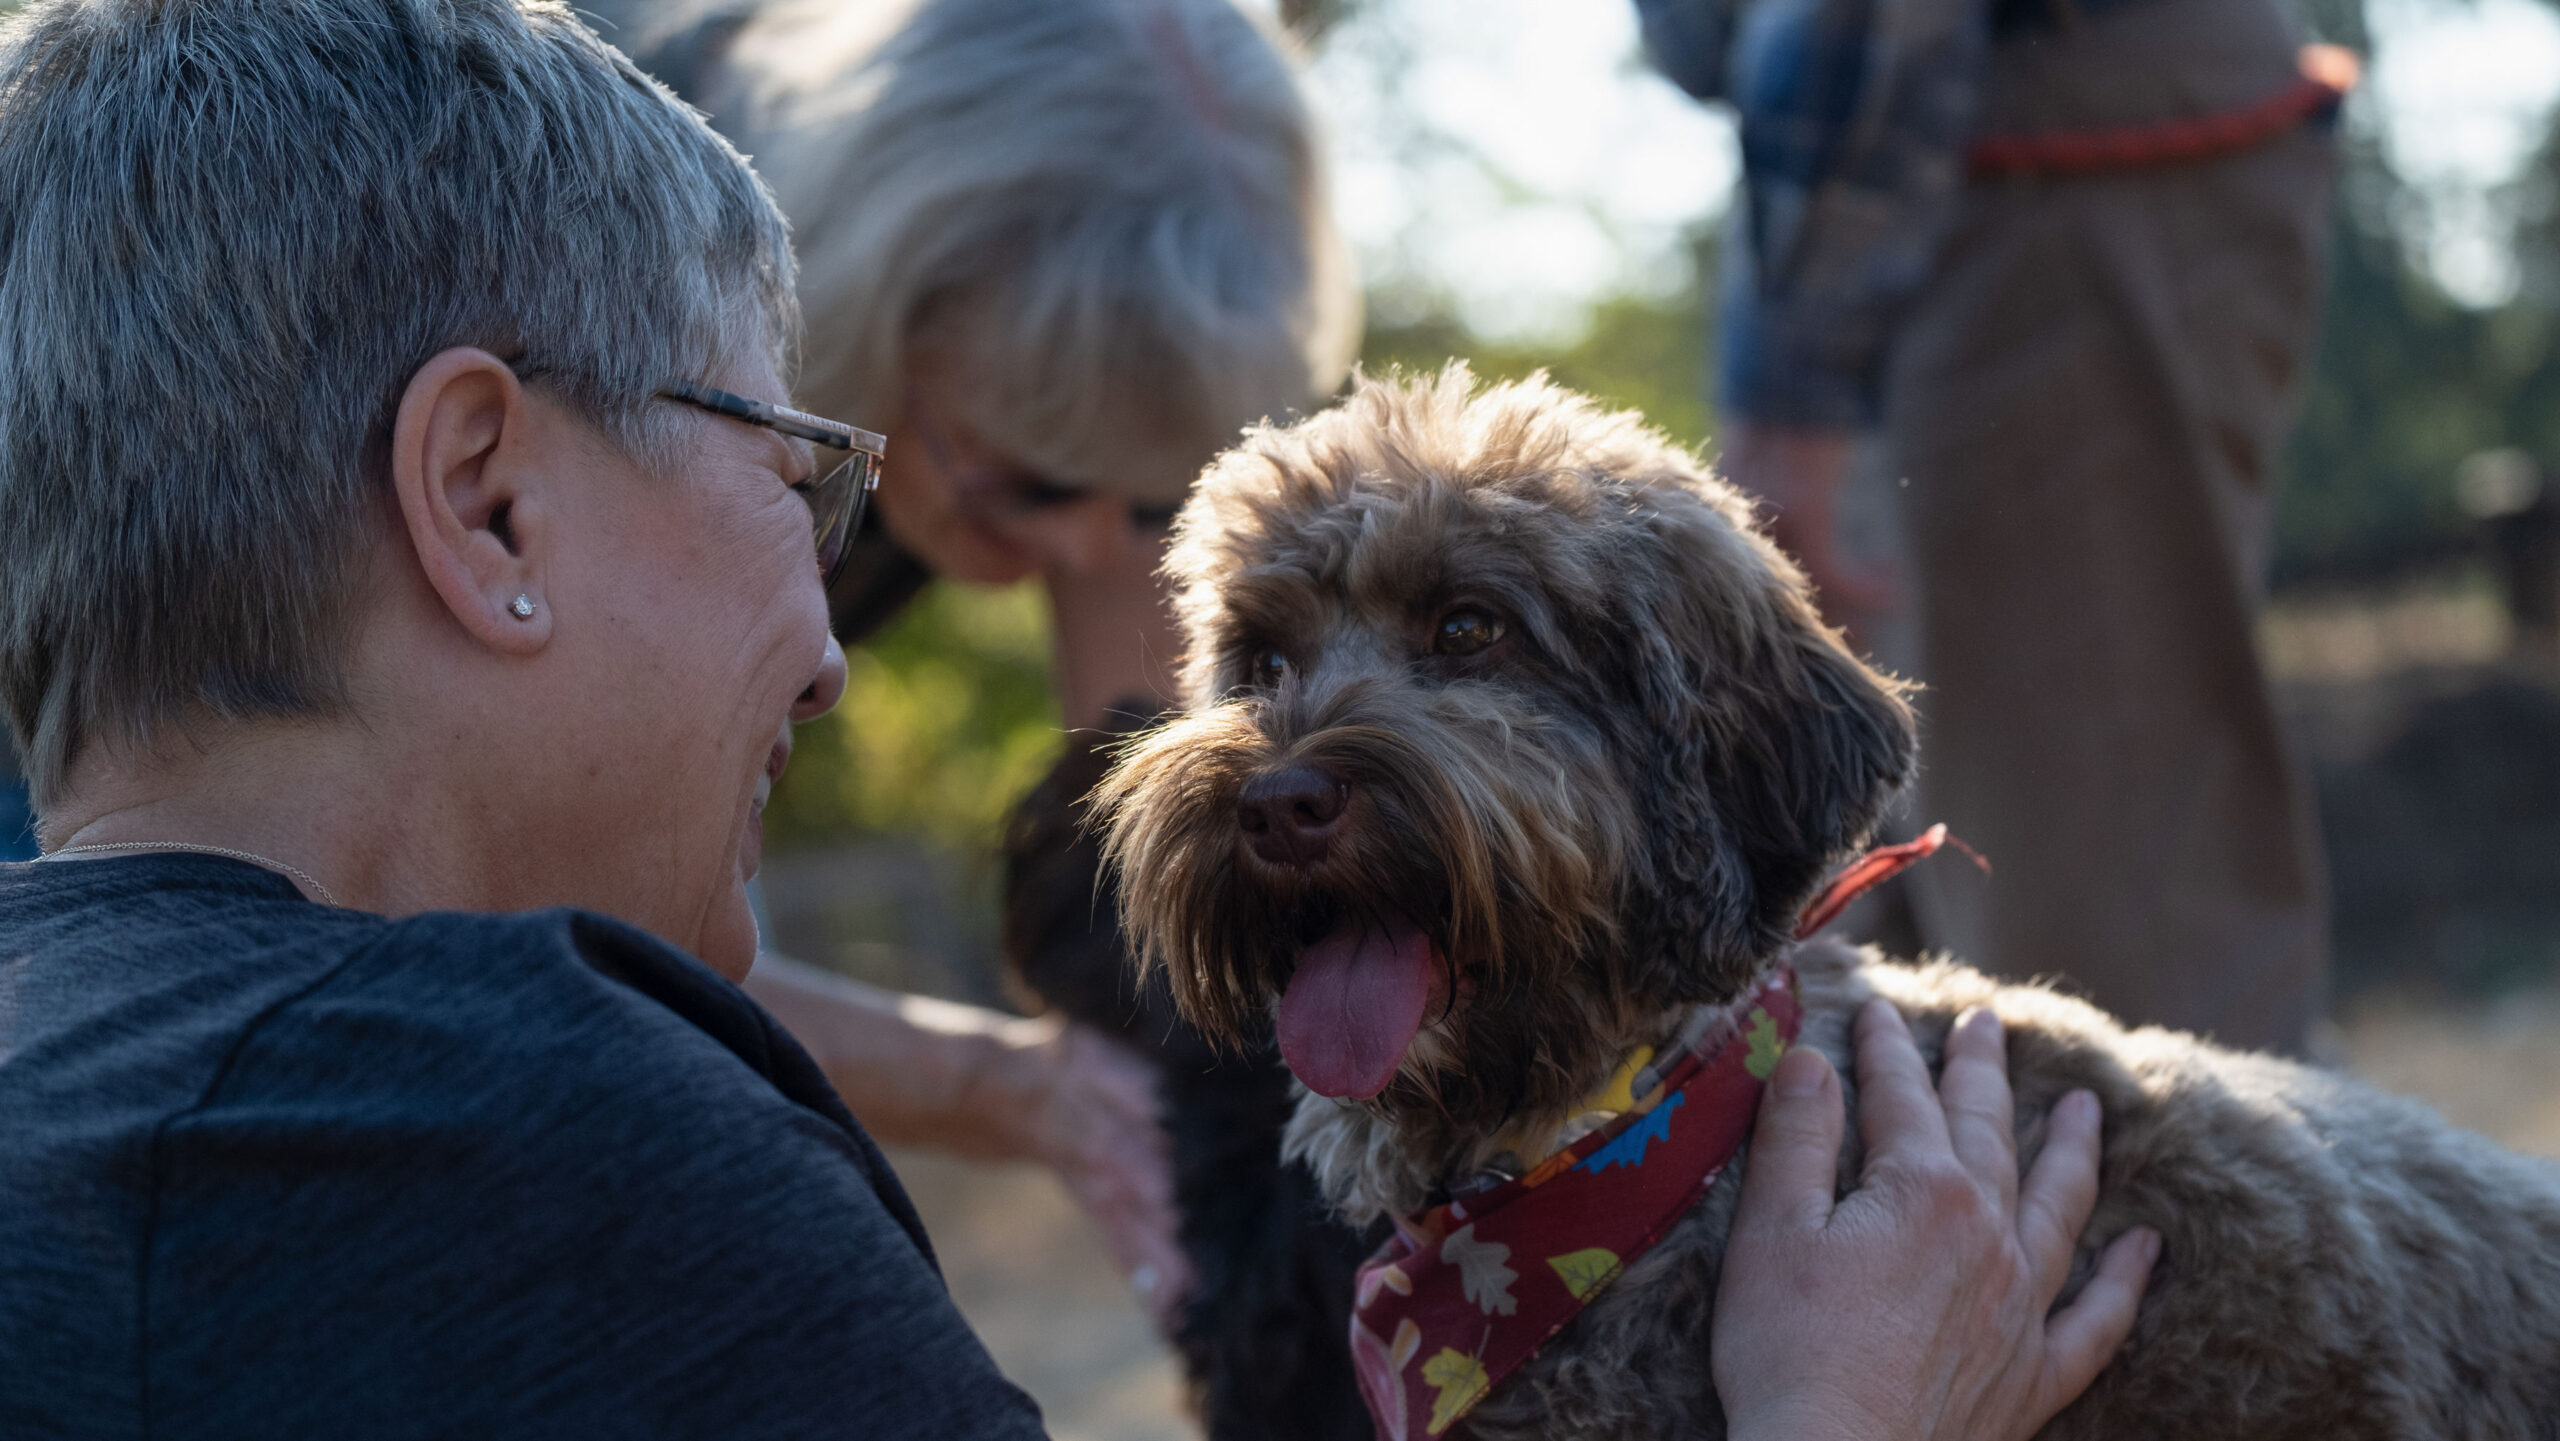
left=1099, top=364, right=1916, bottom=1205
left=1100, top=666, right=1644, bottom=1174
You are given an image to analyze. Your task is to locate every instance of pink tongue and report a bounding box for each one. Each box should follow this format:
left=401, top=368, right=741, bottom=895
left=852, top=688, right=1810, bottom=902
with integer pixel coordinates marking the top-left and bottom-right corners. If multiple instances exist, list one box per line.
left=1276, top=923, right=1439, bottom=1100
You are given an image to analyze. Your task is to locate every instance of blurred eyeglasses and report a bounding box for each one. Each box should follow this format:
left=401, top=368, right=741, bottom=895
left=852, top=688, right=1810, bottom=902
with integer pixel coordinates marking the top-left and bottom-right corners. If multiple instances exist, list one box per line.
left=659, top=380, right=885, bottom=588
left=903, top=403, right=1181, bottom=531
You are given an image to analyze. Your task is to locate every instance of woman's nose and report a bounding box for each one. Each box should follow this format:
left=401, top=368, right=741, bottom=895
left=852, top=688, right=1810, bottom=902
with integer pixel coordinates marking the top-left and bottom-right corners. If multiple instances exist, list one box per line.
left=793, top=633, right=848, bottom=722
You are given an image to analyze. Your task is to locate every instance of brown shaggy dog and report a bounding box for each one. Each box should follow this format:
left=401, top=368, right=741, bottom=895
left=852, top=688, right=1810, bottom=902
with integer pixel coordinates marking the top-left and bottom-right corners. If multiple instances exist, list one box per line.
left=1097, top=366, right=2560, bottom=1439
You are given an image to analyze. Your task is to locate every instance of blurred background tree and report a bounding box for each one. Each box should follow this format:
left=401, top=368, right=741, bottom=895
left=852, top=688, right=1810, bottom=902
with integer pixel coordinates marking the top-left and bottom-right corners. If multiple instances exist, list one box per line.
left=2278, top=0, right=2560, bottom=581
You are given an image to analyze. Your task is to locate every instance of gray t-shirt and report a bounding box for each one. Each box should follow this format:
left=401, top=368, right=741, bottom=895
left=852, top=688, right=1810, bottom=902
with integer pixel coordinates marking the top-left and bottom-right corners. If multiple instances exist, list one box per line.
left=0, top=853, right=1047, bottom=1439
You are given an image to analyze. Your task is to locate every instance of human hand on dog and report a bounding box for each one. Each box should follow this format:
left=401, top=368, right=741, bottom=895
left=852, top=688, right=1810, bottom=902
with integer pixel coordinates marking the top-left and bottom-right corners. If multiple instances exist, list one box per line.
left=1714, top=999, right=2161, bottom=1441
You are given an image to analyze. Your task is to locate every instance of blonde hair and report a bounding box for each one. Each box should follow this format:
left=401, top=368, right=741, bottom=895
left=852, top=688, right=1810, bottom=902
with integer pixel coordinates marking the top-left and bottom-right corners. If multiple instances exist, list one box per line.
left=739, top=0, right=1359, bottom=504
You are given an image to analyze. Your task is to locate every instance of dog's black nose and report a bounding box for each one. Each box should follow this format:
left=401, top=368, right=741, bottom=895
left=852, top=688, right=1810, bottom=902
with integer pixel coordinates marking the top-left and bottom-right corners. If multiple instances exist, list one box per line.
left=1238, top=763, right=1348, bottom=866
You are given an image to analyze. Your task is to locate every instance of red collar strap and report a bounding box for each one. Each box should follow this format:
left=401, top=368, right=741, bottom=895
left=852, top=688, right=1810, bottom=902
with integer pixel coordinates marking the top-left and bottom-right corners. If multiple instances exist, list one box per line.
left=1349, top=969, right=1802, bottom=1439
left=1793, top=822, right=1987, bottom=941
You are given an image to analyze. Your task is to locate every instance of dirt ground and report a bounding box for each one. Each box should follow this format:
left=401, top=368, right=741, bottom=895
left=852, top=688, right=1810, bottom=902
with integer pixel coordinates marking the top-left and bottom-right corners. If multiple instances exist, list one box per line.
left=882, top=1148, right=1194, bottom=1441
left=2328, top=991, right=2560, bottom=1157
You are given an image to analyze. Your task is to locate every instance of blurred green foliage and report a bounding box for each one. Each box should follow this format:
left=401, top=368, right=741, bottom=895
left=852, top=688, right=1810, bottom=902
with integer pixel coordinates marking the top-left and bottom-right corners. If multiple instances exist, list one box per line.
left=764, top=580, right=1062, bottom=852
left=2277, top=151, right=2560, bottom=582
left=1361, top=252, right=1717, bottom=456
left=2271, top=0, right=2560, bottom=580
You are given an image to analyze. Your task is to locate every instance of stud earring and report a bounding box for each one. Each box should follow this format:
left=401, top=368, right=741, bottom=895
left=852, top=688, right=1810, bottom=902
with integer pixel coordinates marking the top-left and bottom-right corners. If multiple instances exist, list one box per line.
left=509, top=595, right=536, bottom=620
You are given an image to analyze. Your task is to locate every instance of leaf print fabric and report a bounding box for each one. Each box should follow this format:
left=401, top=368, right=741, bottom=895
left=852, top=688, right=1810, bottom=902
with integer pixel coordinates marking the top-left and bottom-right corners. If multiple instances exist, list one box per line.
left=1746, top=1008, right=1787, bottom=1080
left=1546, top=1248, right=1623, bottom=1300
left=1575, top=1091, right=1686, bottom=1176
left=1421, top=1349, right=1493, bottom=1435
left=1347, top=969, right=1802, bottom=1440
left=1350, top=1313, right=1424, bottom=1441
left=1440, top=1225, right=1519, bottom=1316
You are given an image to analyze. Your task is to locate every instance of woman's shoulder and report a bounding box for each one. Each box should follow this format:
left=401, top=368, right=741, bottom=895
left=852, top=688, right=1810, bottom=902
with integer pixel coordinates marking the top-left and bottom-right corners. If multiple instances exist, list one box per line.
left=0, top=858, right=834, bottom=1174
left=0, top=855, right=802, bottom=1138
left=1, top=859, right=1044, bottom=1438
left=299, top=904, right=824, bottom=1128
left=185, top=902, right=866, bottom=1219
left=146, top=905, right=1049, bottom=1438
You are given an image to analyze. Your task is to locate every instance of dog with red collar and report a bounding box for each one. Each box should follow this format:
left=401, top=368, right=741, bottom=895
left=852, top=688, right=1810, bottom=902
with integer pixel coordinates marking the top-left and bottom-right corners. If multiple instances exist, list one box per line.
left=1098, top=366, right=2560, bottom=1439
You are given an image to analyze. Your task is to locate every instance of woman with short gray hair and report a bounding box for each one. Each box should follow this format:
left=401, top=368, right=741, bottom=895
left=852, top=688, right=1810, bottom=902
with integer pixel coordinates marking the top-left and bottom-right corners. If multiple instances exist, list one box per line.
left=0, top=0, right=1038, bottom=1429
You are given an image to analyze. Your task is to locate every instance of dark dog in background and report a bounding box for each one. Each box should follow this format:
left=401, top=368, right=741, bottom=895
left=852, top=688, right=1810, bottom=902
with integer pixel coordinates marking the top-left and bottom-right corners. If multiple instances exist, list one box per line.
left=1097, top=366, right=2560, bottom=1439
left=1003, top=743, right=1374, bottom=1441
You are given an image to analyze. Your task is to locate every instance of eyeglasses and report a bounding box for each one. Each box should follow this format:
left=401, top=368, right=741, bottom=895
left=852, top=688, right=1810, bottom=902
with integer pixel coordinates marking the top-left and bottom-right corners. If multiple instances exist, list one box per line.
left=902, top=400, right=1183, bottom=532
left=658, top=380, right=885, bottom=589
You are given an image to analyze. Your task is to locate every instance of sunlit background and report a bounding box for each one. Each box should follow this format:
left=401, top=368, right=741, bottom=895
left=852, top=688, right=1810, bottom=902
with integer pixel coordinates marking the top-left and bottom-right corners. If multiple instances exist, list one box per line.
left=745, top=1, right=2560, bottom=1434
left=764, top=0, right=2560, bottom=995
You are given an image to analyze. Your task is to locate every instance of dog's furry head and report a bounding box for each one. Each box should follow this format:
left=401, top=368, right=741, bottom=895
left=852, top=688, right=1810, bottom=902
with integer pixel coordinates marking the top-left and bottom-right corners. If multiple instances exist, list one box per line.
left=1098, top=366, right=1913, bottom=1145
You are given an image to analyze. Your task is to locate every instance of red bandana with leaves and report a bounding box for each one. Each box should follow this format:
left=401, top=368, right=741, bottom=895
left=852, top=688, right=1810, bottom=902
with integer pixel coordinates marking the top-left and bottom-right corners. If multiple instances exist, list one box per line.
left=1346, top=826, right=1972, bottom=1440
left=1348, top=969, right=1801, bottom=1439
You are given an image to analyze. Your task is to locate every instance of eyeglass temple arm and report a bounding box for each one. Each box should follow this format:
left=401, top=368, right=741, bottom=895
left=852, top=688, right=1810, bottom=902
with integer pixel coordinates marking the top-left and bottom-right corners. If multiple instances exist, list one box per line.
left=659, top=380, right=886, bottom=456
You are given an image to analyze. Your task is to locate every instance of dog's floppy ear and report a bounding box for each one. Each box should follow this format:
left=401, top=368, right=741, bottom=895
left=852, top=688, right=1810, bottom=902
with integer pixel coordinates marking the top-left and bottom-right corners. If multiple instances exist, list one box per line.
left=1720, top=603, right=1918, bottom=934
left=1602, top=486, right=1916, bottom=991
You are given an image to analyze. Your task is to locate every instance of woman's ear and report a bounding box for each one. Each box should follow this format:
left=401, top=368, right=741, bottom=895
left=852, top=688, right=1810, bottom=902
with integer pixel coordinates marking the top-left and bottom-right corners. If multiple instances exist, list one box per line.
left=387, top=347, right=552, bottom=655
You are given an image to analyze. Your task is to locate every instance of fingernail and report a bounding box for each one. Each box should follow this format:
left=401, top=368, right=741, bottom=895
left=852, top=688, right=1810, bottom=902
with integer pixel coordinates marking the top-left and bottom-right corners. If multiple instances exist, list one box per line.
left=1774, top=1045, right=1828, bottom=1098
left=2062, top=1088, right=2098, bottom=1123
left=1960, top=1006, right=2001, bottom=1041
left=2137, top=1228, right=2163, bottom=1264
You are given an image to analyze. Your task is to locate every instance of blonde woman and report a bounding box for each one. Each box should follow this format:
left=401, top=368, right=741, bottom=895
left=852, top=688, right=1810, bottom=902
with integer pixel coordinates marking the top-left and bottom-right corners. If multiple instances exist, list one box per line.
left=601, top=0, right=1355, bottom=719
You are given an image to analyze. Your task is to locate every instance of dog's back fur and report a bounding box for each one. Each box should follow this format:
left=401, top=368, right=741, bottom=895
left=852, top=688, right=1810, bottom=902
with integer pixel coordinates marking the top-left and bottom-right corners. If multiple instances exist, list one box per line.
left=1100, top=366, right=2560, bottom=1438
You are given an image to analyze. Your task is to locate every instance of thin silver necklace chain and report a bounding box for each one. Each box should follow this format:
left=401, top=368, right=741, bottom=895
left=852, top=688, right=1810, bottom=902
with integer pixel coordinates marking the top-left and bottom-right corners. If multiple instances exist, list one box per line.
left=35, top=840, right=341, bottom=908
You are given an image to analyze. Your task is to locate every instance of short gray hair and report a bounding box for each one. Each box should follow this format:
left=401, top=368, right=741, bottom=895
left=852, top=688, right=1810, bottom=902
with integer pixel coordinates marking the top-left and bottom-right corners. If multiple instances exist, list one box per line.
left=745, top=0, right=1358, bottom=504
left=0, top=0, right=797, bottom=808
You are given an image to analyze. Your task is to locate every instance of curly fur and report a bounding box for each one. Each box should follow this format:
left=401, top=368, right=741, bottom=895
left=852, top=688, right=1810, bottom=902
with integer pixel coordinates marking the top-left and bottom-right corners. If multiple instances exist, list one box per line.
left=1099, top=365, right=2560, bottom=1437
left=1100, top=365, right=1911, bottom=1168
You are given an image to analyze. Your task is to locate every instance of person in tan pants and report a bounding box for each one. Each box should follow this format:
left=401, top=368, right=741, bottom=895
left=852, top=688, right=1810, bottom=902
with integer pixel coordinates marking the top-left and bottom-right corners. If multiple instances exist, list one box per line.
left=1641, top=0, right=2347, bottom=1053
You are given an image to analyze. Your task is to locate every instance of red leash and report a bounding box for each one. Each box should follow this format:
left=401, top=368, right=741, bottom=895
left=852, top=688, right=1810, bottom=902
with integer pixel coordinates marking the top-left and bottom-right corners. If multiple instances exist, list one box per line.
left=1794, top=822, right=1990, bottom=941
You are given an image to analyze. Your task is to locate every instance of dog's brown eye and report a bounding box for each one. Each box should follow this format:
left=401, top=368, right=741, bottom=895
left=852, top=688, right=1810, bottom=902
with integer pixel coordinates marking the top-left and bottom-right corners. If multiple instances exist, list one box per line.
left=1434, top=609, right=1505, bottom=657
left=1254, top=647, right=1288, bottom=686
